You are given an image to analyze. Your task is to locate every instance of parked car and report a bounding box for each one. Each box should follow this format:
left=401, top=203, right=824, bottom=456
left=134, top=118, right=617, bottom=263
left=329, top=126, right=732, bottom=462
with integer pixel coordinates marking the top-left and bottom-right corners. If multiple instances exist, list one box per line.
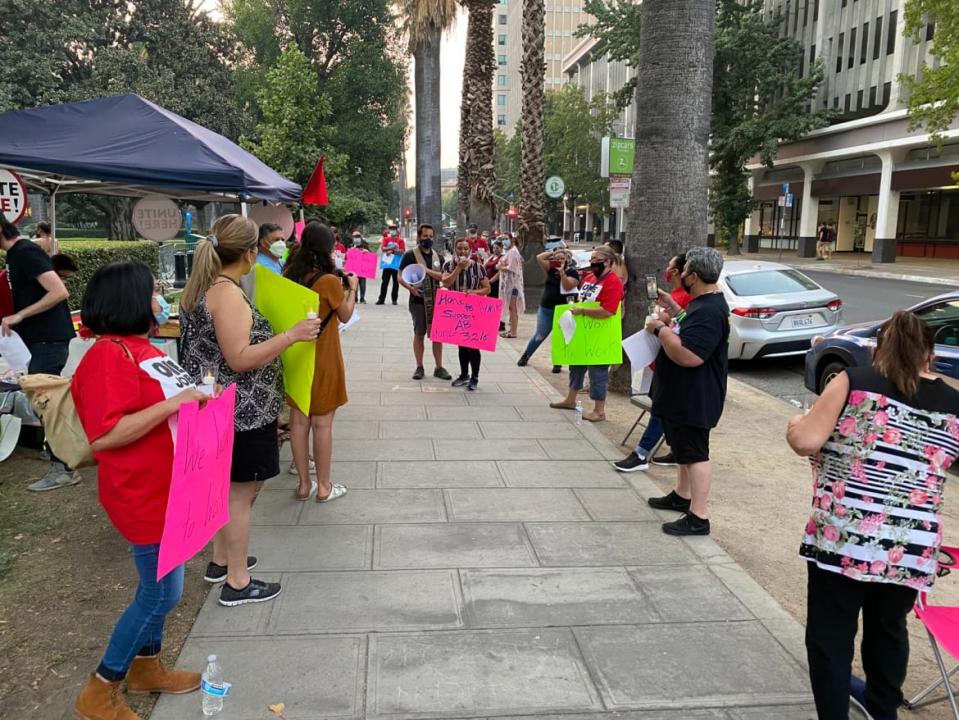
left=720, top=260, right=843, bottom=360
left=804, top=290, right=959, bottom=394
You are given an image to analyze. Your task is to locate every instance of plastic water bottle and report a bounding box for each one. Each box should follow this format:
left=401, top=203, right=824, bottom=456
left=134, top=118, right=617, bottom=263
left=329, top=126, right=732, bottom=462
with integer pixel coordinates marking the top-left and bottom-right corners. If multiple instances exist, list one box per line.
left=201, top=655, right=229, bottom=716
left=574, top=401, right=583, bottom=426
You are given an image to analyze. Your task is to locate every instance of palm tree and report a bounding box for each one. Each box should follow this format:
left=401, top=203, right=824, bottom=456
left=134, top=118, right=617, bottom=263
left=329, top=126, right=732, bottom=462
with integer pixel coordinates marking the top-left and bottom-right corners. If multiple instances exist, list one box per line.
left=457, top=0, right=497, bottom=231
left=401, top=0, right=458, bottom=234
left=621, top=0, right=715, bottom=354
left=517, top=0, right=546, bottom=267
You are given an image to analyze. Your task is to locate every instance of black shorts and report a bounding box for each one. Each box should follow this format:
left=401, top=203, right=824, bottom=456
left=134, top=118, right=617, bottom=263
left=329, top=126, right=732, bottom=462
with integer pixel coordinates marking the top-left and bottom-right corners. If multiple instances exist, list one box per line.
left=231, top=420, right=279, bottom=483
left=662, top=420, right=711, bottom=465
left=409, top=302, right=427, bottom=337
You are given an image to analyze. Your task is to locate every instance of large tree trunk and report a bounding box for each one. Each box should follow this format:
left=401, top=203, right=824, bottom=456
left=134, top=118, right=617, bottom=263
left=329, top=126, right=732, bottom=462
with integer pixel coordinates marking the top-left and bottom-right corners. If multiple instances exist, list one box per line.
left=518, top=0, right=546, bottom=289
left=92, top=197, right=137, bottom=240
left=414, top=26, right=443, bottom=235
left=617, top=0, right=715, bottom=391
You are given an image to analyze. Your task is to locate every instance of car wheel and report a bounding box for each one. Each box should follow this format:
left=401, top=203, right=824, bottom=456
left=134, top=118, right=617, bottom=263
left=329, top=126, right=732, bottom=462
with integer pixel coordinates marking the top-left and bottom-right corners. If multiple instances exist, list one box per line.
left=818, top=360, right=847, bottom=394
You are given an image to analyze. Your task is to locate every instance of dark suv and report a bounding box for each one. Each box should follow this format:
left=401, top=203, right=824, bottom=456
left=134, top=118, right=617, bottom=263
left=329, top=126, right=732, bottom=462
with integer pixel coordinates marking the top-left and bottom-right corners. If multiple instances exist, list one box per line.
left=804, top=290, right=959, bottom=394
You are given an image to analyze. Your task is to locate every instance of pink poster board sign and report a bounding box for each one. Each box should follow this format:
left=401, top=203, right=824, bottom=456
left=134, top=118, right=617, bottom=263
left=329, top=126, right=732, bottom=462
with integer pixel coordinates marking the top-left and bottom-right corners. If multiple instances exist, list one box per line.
left=430, top=289, right=503, bottom=352
left=344, top=248, right=377, bottom=279
left=294, top=220, right=305, bottom=241
left=156, top=385, right=237, bottom=580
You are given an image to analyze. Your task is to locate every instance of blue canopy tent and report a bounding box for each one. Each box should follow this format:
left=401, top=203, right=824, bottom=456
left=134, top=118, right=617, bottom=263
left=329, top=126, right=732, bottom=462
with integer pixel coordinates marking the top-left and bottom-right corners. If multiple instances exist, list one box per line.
left=0, top=94, right=301, bottom=203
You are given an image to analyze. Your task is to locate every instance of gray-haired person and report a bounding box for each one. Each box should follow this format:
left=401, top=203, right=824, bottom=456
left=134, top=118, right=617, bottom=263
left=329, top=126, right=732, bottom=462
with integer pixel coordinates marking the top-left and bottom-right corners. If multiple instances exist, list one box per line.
left=643, top=246, right=730, bottom=536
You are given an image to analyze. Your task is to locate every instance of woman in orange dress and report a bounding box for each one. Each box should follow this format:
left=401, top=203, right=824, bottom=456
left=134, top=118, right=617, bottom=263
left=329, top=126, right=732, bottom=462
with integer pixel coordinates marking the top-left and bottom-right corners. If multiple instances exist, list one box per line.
left=283, top=221, right=358, bottom=502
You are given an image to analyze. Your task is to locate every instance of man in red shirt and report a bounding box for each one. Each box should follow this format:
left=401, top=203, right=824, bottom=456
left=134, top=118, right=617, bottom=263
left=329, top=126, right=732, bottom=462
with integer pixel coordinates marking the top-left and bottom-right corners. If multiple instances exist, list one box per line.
left=466, top=225, right=489, bottom=257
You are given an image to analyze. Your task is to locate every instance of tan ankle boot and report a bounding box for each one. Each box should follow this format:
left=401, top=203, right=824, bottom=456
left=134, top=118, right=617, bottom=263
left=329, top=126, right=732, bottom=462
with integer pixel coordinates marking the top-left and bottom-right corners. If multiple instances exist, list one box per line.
left=74, top=674, right=141, bottom=720
left=125, top=654, right=201, bottom=695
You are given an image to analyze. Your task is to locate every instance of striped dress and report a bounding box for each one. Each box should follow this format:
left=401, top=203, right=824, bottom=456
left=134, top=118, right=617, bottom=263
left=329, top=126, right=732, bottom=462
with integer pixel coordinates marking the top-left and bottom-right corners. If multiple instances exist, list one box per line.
left=800, top=366, right=959, bottom=591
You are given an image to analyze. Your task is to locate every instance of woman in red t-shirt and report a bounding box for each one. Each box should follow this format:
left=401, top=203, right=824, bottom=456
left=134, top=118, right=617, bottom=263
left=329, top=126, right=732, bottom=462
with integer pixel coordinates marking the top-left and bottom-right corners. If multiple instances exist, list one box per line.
left=549, top=246, right=624, bottom=422
left=70, top=262, right=208, bottom=719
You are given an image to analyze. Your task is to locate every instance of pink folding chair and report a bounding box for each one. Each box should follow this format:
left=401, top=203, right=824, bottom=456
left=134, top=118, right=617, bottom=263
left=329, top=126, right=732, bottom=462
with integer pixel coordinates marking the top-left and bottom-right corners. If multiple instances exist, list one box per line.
left=904, top=545, right=959, bottom=717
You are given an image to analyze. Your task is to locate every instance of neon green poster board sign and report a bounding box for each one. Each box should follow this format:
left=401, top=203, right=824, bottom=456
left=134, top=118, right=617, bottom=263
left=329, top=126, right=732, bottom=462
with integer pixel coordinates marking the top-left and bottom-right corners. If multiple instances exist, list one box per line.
left=253, top=264, right=316, bottom=414
left=551, top=302, right=623, bottom=366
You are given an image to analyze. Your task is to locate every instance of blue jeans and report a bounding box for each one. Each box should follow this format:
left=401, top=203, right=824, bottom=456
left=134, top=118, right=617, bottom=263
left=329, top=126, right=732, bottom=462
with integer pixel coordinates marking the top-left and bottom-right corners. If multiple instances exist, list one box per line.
left=569, top=365, right=609, bottom=402
left=523, top=306, right=555, bottom=359
left=98, top=544, right=184, bottom=680
left=634, top=415, right=664, bottom=460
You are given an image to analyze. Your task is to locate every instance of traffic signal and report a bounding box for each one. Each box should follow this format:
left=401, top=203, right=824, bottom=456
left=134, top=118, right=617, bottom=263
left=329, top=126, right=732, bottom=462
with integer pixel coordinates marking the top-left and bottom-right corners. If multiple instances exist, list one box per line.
left=507, top=206, right=518, bottom=219
left=404, top=208, right=411, bottom=218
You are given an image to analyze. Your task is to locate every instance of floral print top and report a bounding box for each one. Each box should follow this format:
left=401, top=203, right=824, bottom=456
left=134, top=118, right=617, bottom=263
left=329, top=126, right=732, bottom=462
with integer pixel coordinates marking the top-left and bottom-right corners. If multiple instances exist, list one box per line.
left=800, top=366, right=959, bottom=591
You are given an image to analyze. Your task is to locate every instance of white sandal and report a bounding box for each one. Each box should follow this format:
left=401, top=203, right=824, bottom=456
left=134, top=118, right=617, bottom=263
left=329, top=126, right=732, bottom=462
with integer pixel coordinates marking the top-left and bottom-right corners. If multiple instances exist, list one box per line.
left=316, top=484, right=347, bottom=503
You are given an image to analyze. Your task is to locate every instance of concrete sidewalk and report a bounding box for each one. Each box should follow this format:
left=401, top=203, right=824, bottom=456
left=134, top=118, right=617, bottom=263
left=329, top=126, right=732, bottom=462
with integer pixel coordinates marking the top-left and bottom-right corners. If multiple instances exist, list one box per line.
left=749, top=249, right=958, bottom=287
left=153, top=291, right=817, bottom=720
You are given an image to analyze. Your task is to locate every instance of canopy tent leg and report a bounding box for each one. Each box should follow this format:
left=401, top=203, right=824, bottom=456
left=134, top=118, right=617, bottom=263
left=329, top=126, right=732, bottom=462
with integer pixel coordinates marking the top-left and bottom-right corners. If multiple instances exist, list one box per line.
left=241, top=201, right=249, bottom=218
left=49, top=188, right=58, bottom=255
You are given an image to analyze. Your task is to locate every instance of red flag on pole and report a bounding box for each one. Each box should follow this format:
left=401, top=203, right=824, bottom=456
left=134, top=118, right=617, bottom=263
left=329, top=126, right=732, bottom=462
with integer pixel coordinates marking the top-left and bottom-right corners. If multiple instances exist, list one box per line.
left=303, top=156, right=328, bottom=206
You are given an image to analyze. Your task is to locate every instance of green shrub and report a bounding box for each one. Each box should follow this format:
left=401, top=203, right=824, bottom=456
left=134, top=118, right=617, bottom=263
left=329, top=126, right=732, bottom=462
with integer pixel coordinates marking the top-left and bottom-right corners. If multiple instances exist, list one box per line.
left=0, top=241, right=160, bottom=311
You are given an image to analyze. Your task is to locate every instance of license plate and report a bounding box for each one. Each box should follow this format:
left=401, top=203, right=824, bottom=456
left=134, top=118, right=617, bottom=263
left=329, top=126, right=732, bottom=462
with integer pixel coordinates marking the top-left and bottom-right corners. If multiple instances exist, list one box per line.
left=788, top=314, right=817, bottom=329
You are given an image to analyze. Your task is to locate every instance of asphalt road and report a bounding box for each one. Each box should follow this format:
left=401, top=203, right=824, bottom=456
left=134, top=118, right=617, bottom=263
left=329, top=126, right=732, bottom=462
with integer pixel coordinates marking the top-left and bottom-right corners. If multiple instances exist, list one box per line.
left=729, top=270, right=953, bottom=404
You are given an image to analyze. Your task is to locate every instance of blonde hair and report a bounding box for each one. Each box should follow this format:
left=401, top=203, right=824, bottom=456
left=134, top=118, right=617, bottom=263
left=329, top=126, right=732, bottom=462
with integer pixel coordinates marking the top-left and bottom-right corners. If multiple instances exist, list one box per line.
left=592, top=245, right=621, bottom=266
left=180, top=214, right=258, bottom=312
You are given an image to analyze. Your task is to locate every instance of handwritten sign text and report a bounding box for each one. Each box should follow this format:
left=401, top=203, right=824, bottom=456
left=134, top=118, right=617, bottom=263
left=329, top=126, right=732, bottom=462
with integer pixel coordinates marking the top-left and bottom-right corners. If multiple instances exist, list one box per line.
left=430, top=290, right=503, bottom=351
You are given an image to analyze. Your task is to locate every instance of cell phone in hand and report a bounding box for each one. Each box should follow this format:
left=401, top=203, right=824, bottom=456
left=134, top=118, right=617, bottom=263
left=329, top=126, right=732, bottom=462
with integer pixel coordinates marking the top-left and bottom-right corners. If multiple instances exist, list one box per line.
left=645, top=275, right=659, bottom=301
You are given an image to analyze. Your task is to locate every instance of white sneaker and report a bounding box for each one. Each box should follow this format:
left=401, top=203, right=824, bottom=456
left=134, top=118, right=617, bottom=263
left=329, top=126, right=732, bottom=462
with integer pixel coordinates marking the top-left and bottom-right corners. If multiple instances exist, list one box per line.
left=288, top=459, right=316, bottom=475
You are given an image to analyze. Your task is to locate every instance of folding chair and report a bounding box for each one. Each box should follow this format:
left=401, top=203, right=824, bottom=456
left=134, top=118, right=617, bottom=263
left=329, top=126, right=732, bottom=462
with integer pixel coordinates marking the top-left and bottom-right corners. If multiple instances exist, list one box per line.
left=904, top=545, right=959, bottom=718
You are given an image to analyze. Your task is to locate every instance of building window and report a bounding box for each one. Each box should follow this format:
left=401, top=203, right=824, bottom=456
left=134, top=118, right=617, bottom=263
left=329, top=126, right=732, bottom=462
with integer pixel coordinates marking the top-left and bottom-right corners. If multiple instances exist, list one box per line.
left=860, top=22, right=868, bottom=63
left=844, top=94, right=851, bottom=112
left=814, top=0, right=819, bottom=21
left=887, top=10, right=897, bottom=54
left=498, top=55, right=507, bottom=66
left=497, top=114, right=506, bottom=126
left=848, top=27, right=856, bottom=69
left=873, top=16, right=883, bottom=60
left=498, top=34, right=506, bottom=45
left=869, top=85, right=877, bottom=106
left=499, top=13, right=507, bottom=24
left=836, top=33, right=844, bottom=73
left=810, top=44, right=816, bottom=64
left=497, top=94, right=506, bottom=106
left=882, top=81, right=892, bottom=107
left=856, top=89, right=863, bottom=110
left=803, top=0, right=808, bottom=27
left=833, top=96, right=839, bottom=108
left=926, top=22, right=935, bottom=41
left=497, top=74, right=507, bottom=87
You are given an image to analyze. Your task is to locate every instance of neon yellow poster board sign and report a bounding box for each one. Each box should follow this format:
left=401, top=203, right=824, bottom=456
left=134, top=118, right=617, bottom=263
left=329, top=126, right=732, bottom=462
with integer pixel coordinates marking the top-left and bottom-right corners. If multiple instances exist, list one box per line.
left=253, top=264, right=316, bottom=414
left=551, top=302, right=623, bottom=366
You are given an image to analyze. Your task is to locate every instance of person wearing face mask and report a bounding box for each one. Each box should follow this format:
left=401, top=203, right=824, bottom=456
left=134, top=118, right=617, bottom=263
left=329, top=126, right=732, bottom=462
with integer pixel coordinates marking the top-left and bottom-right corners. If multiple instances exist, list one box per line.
left=644, top=246, right=729, bottom=537
left=180, top=214, right=322, bottom=607
left=441, top=238, right=492, bottom=391
left=351, top=231, right=371, bottom=303
left=517, top=248, right=579, bottom=372
left=398, top=224, right=451, bottom=381
left=151, top=292, right=171, bottom=328
left=497, top=235, right=525, bottom=338
left=549, top=246, right=624, bottom=422
left=613, top=254, right=693, bottom=473
left=255, top=223, right=288, bottom=275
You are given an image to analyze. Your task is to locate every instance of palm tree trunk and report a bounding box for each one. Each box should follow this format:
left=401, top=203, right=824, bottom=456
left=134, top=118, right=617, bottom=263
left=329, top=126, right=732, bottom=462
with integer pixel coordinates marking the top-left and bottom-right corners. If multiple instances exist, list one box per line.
left=414, top=25, right=443, bottom=235
left=616, top=0, right=715, bottom=391
left=518, top=0, right=546, bottom=287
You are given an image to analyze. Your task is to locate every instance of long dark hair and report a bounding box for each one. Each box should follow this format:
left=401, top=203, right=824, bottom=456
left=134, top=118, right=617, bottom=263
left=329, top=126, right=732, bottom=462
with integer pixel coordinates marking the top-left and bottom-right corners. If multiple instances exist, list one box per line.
left=283, top=221, right=336, bottom=285
left=874, top=311, right=935, bottom=397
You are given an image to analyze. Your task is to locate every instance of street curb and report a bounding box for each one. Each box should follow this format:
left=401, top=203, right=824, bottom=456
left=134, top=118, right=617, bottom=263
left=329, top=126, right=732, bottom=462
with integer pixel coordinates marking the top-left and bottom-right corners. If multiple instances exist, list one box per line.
left=785, top=263, right=958, bottom=288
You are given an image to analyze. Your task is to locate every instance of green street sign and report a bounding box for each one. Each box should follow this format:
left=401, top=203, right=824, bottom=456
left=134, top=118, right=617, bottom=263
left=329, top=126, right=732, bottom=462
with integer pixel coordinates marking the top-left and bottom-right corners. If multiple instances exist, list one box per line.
left=602, top=137, right=635, bottom=177
left=545, top=176, right=566, bottom=199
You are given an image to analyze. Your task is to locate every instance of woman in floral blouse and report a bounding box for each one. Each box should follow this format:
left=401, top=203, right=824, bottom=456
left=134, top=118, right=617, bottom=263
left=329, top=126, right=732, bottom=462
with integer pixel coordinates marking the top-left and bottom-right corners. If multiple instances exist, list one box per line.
left=787, top=311, right=959, bottom=720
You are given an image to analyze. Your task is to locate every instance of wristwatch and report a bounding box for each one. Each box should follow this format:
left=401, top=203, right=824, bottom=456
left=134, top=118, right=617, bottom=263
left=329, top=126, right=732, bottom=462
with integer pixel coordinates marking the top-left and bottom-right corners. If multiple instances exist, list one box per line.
left=653, top=324, right=664, bottom=337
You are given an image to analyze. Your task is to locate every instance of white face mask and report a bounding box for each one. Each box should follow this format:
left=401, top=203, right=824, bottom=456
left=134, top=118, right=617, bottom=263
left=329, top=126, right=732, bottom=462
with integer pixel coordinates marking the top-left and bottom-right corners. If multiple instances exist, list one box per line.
left=269, top=240, right=286, bottom=258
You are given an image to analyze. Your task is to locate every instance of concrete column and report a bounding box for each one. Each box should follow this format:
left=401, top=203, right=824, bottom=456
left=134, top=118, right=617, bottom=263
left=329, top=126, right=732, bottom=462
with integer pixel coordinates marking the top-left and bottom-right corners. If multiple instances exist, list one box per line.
left=872, top=149, right=905, bottom=263
left=796, top=162, right=823, bottom=258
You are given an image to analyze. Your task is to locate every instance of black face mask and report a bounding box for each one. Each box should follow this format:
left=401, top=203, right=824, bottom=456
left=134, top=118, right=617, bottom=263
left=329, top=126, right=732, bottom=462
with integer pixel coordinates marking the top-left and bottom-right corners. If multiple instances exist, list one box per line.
left=681, top=272, right=694, bottom=293
left=420, top=239, right=434, bottom=250
left=590, top=261, right=606, bottom=277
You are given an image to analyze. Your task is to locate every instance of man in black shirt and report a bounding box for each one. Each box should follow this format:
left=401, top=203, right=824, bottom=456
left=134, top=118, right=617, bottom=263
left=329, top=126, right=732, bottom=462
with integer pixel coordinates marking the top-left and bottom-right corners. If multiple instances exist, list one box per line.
left=646, top=246, right=729, bottom=536
left=1, top=218, right=78, bottom=491
left=398, top=223, right=452, bottom=381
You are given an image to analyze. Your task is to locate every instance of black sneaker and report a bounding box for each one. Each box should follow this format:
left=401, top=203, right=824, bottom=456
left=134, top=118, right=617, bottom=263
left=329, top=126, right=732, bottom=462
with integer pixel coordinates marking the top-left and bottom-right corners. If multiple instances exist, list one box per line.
left=412, top=366, right=425, bottom=380
left=517, top=354, right=529, bottom=367
left=647, top=490, right=691, bottom=512
left=204, top=556, right=258, bottom=584
left=392, top=301, right=398, bottom=305
left=662, top=512, right=710, bottom=536
left=652, top=452, right=677, bottom=466
left=219, top=577, right=282, bottom=607
left=467, top=379, right=478, bottom=392
left=552, top=365, right=562, bottom=374
left=612, top=452, right=649, bottom=473
left=434, top=367, right=452, bottom=380
left=375, top=300, right=385, bottom=305
left=451, top=375, right=469, bottom=387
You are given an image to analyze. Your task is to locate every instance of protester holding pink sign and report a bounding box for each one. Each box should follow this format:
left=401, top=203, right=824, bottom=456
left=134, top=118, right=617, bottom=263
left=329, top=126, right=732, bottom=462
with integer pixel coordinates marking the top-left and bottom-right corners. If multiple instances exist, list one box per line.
left=344, top=245, right=378, bottom=280
left=438, top=238, right=495, bottom=391
left=70, top=262, right=207, bottom=720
